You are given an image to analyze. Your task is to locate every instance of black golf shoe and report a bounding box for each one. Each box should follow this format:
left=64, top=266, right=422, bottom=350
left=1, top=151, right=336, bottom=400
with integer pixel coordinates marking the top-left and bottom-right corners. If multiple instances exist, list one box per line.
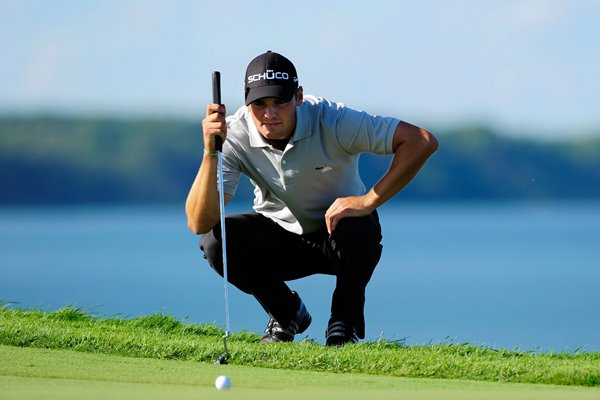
left=325, top=320, right=359, bottom=346
left=261, top=292, right=311, bottom=343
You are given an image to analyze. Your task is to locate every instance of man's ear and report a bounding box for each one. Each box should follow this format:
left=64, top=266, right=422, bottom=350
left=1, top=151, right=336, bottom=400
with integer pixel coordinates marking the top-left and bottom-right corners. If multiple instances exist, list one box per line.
left=295, top=86, right=304, bottom=105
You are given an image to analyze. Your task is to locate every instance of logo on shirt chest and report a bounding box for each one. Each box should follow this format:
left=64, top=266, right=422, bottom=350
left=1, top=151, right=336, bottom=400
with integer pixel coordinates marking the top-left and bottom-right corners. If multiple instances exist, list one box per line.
left=314, top=166, right=333, bottom=173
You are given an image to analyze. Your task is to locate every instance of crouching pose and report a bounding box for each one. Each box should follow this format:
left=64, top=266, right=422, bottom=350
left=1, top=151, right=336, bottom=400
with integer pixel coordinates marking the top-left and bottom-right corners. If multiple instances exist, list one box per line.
left=186, top=51, right=438, bottom=345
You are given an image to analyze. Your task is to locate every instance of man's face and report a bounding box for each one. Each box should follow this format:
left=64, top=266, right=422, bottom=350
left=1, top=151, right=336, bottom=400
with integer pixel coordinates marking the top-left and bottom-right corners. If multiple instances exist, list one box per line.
left=248, top=88, right=303, bottom=141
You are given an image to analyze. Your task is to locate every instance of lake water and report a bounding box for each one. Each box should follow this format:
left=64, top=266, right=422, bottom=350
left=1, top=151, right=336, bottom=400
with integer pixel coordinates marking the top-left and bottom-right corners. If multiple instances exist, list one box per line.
left=1, top=202, right=598, bottom=352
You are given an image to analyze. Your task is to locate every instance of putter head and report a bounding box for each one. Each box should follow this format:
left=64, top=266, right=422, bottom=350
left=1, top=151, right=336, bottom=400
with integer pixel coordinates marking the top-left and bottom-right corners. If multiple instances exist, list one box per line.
left=214, top=352, right=228, bottom=365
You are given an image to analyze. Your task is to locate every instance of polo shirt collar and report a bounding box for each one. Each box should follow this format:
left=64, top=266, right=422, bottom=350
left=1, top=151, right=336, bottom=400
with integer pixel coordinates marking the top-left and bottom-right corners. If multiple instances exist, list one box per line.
left=291, top=103, right=312, bottom=143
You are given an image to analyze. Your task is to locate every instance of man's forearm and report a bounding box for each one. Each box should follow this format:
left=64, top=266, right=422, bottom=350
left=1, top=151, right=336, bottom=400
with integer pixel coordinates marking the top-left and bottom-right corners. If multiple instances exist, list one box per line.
left=185, top=153, right=221, bottom=234
left=368, top=124, right=438, bottom=208
left=324, top=123, right=437, bottom=234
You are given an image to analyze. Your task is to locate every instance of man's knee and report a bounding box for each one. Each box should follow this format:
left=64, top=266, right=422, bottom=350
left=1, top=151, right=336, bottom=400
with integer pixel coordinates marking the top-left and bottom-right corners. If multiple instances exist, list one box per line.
left=333, top=212, right=382, bottom=250
left=200, top=229, right=223, bottom=272
left=330, top=212, right=383, bottom=279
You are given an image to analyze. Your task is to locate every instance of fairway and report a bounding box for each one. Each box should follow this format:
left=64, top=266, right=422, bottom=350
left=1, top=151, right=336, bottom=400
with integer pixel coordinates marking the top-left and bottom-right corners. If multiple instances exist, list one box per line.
left=1, top=345, right=598, bottom=400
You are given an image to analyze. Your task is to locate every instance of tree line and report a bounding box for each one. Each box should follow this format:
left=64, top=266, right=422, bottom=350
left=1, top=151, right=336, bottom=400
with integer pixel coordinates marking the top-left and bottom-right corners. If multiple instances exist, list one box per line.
left=1, top=116, right=599, bottom=205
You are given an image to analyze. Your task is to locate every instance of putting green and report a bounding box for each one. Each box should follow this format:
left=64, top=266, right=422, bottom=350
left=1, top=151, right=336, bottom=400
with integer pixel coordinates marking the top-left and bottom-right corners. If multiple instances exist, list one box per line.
left=1, top=345, right=598, bottom=400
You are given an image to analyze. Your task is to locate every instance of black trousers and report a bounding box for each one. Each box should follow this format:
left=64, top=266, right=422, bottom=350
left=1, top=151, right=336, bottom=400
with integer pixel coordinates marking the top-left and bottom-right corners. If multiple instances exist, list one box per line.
left=200, top=211, right=382, bottom=338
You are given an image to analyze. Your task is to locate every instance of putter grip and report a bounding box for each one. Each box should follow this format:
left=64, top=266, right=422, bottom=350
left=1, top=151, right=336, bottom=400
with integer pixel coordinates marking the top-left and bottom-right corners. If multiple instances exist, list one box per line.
left=212, top=71, right=223, bottom=152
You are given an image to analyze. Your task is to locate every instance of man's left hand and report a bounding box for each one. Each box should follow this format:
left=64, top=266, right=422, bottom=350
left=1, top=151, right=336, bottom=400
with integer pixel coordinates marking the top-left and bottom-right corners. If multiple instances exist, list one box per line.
left=325, top=196, right=374, bottom=235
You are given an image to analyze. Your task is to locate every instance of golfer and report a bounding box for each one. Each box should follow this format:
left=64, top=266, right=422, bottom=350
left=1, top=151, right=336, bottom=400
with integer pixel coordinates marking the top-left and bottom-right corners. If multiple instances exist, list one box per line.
left=186, top=51, right=438, bottom=345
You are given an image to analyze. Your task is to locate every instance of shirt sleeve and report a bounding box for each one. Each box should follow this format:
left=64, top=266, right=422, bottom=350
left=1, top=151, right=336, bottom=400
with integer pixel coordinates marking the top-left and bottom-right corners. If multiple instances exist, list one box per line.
left=330, top=103, right=400, bottom=155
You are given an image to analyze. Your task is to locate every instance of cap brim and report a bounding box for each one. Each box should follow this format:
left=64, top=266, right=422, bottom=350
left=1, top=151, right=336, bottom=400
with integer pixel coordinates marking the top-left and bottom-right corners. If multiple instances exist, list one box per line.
left=245, top=85, right=296, bottom=106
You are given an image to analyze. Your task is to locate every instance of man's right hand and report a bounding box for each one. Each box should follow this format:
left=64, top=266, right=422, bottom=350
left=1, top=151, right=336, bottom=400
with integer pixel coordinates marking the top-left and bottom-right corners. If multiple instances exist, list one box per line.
left=186, top=103, right=229, bottom=234
left=202, top=104, right=227, bottom=153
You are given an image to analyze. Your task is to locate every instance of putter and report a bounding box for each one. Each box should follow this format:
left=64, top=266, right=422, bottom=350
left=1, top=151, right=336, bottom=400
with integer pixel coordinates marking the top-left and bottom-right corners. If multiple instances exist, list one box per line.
left=212, top=71, right=230, bottom=365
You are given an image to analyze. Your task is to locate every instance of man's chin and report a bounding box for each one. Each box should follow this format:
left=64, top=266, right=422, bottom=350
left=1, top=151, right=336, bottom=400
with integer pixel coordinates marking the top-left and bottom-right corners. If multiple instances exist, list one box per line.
left=261, top=129, right=282, bottom=138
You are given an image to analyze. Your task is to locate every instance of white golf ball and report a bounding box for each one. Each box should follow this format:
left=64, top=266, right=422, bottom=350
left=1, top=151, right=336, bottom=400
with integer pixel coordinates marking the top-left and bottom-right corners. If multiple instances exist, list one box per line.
left=215, top=375, right=232, bottom=390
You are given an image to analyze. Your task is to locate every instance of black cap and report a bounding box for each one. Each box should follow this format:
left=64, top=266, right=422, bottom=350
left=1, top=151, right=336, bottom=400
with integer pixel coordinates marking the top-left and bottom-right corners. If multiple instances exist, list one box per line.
left=244, top=51, right=299, bottom=106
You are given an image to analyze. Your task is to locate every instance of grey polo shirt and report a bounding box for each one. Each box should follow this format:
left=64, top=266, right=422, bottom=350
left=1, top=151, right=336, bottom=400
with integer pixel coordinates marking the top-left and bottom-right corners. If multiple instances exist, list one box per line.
left=222, top=95, right=400, bottom=234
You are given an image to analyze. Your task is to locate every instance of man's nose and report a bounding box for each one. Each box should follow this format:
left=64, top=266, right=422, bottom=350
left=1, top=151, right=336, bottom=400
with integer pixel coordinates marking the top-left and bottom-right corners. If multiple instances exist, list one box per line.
left=264, top=105, right=278, bottom=118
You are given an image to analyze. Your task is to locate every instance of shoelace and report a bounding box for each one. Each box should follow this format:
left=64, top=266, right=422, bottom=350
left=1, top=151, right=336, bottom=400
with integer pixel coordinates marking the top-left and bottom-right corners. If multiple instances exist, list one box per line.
left=265, top=318, right=300, bottom=335
left=264, top=319, right=276, bottom=334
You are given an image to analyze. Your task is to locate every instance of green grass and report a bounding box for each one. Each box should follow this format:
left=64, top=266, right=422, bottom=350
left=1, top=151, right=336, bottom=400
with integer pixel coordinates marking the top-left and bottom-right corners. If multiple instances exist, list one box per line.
left=2, top=345, right=600, bottom=400
left=1, top=306, right=599, bottom=391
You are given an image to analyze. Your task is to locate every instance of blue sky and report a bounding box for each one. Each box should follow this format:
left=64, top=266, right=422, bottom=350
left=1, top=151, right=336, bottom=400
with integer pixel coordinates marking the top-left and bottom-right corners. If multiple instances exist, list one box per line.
left=1, top=0, right=599, bottom=139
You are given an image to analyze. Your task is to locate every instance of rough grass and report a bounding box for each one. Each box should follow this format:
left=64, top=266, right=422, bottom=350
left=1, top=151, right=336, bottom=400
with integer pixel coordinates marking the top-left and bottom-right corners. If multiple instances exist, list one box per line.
left=1, top=306, right=598, bottom=387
